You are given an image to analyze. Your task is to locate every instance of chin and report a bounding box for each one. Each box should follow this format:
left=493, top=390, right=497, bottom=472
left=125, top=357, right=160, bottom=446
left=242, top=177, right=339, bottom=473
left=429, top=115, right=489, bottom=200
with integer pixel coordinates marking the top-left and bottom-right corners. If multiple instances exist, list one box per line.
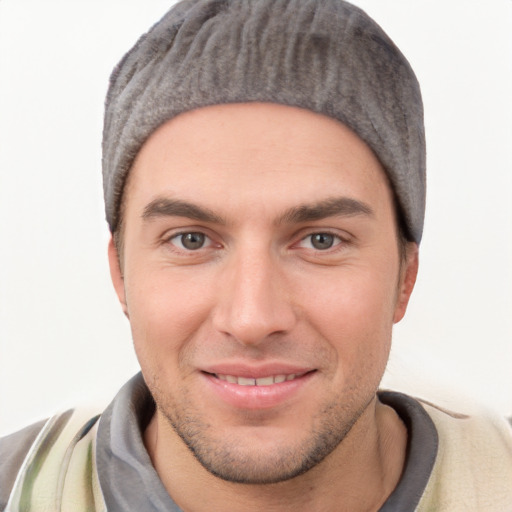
left=161, top=397, right=367, bottom=485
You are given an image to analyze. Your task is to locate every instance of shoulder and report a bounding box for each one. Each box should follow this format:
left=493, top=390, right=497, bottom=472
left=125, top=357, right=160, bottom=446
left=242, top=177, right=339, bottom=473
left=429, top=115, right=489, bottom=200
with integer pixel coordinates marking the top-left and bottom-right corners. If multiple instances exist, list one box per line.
left=416, top=398, right=512, bottom=511
left=1, top=409, right=104, bottom=512
left=0, top=419, right=47, bottom=509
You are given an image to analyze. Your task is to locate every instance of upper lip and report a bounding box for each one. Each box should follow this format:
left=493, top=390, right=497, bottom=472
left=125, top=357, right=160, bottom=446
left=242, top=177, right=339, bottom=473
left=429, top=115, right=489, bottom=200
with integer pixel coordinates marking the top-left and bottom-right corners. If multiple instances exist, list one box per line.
left=200, top=362, right=315, bottom=379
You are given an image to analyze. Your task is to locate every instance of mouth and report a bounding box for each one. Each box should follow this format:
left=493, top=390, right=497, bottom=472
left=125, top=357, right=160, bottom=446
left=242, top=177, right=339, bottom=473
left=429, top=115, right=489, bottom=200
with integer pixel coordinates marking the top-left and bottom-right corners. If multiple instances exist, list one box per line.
left=201, top=369, right=316, bottom=409
left=207, top=372, right=309, bottom=386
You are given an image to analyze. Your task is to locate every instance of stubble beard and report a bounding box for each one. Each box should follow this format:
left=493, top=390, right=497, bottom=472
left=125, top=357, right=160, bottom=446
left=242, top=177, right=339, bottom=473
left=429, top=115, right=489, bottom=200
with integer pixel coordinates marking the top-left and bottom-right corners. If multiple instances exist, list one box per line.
left=153, top=383, right=373, bottom=485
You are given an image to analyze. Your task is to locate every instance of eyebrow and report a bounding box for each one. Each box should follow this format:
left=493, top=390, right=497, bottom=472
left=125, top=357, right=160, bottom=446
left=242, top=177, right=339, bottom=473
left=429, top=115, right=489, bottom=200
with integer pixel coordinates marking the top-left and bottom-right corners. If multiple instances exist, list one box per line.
left=278, top=197, right=374, bottom=224
left=142, top=198, right=225, bottom=224
left=141, top=196, right=373, bottom=225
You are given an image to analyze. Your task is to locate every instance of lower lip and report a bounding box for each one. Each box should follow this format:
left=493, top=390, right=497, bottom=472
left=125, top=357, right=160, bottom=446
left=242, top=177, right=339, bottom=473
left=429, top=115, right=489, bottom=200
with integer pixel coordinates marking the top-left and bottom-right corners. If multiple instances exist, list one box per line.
left=201, top=372, right=314, bottom=410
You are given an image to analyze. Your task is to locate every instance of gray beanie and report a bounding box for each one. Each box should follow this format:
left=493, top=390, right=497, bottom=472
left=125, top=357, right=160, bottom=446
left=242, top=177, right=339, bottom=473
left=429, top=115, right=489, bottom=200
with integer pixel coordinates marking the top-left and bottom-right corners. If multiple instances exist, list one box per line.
left=103, top=0, right=426, bottom=242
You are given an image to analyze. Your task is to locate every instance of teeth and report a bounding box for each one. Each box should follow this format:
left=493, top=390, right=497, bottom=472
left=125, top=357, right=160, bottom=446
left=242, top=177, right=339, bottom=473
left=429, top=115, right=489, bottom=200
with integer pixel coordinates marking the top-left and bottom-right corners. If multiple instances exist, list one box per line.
left=216, top=373, right=301, bottom=386
left=238, top=377, right=256, bottom=386
left=255, top=376, right=274, bottom=386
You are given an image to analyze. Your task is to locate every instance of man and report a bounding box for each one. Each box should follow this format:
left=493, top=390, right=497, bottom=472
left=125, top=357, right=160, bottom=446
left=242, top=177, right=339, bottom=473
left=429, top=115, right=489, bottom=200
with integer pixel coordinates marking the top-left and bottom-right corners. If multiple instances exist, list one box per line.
left=1, top=1, right=511, bottom=511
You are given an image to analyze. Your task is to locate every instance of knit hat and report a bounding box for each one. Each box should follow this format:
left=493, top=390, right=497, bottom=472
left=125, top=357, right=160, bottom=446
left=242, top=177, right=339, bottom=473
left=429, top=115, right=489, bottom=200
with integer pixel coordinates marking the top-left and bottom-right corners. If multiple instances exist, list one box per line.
left=103, top=0, right=426, bottom=242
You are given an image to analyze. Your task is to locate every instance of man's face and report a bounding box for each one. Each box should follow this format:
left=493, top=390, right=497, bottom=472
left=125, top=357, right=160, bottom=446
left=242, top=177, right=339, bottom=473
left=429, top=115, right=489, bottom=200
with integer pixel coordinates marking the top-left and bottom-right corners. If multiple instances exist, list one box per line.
left=109, top=103, right=417, bottom=484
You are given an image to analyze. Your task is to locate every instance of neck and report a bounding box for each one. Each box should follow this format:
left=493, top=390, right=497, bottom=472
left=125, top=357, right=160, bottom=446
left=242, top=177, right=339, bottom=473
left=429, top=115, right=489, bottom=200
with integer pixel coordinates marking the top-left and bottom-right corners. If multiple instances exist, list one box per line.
left=144, top=397, right=407, bottom=512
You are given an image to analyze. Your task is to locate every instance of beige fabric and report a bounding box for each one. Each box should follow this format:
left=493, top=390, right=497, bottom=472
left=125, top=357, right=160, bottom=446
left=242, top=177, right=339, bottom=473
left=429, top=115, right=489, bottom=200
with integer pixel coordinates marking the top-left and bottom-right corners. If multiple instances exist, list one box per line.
left=417, top=400, right=512, bottom=512
left=5, top=409, right=105, bottom=512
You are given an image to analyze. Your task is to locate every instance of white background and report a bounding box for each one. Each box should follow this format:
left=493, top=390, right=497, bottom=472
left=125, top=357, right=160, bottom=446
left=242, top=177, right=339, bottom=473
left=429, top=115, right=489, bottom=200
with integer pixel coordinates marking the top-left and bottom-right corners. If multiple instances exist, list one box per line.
left=0, top=0, right=511, bottom=435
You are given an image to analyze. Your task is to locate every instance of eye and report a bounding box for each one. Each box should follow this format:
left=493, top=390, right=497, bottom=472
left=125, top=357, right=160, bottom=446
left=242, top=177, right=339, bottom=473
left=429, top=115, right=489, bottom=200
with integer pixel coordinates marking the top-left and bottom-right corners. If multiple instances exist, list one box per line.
left=170, top=232, right=210, bottom=250
left=299, top=233, right=340, bottom=250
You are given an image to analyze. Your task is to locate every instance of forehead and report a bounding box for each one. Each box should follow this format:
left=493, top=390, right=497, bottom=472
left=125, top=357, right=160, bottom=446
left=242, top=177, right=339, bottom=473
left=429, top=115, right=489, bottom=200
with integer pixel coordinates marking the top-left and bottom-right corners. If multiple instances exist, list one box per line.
left=125, top=103, right=393, bottom=219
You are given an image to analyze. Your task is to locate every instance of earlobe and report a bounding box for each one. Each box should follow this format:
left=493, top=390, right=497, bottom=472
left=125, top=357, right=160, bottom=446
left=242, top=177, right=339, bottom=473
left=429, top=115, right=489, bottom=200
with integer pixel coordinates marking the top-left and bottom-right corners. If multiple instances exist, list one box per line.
left=108, top=236, right=129, bottom=317
left=393, top=243, right=419, bottom=324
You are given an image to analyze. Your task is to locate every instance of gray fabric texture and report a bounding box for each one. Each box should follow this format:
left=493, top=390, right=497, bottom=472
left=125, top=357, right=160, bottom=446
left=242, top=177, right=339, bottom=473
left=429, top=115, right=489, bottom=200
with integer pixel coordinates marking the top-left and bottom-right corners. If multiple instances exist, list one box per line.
left=0, top=419, right=47, bottom=510
left=94, top=374, right=437, bottom=511
left=378, top=391, right=439, bottom=511
left=95, top=374, right=180, bottom=511
left=102, top=0, right=426, bottom=242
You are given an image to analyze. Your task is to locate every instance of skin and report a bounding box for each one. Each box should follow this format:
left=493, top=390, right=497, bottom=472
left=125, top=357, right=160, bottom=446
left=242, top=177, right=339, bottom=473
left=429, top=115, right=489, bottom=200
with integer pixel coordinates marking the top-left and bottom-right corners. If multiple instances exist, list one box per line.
left=108, top=103, right=418, bottom=512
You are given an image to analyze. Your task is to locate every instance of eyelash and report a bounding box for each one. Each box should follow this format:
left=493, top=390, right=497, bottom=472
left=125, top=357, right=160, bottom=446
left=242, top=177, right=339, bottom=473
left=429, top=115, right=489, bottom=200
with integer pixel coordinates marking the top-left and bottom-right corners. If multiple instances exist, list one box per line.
left=166, top=231, right=216, bottom=251
left=163, top=229, right=350, bottom=255
left=298, top=232, right=342, bottom=250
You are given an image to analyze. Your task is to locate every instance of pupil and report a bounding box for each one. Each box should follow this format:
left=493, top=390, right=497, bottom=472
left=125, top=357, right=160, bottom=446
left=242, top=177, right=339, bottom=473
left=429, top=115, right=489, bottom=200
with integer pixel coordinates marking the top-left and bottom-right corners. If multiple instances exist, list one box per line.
left=312, top=233, right=334, bottom=250
left=182, top=233, right=205, bottom=250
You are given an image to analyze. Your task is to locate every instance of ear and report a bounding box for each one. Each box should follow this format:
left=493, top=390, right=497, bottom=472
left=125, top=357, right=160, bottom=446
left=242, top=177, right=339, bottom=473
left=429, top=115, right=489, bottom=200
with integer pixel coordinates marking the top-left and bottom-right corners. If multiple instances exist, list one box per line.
left=108, top=236, right=129, bottom=318
left=393, top=243, right=419, bottom=324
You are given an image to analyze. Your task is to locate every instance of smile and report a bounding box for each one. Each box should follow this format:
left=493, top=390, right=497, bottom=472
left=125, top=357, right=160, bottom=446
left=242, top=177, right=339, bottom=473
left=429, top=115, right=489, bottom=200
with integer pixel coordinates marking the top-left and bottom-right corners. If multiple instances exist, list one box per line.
left=214, top=373, right=304, bottom=386
left=202, top=369, right=315, bottom=409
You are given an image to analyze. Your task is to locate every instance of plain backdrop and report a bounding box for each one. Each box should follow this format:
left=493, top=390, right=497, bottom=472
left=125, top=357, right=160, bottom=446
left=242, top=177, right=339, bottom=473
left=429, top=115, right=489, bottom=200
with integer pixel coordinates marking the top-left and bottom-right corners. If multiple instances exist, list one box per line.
left=0, top=0, right=511, bottom=435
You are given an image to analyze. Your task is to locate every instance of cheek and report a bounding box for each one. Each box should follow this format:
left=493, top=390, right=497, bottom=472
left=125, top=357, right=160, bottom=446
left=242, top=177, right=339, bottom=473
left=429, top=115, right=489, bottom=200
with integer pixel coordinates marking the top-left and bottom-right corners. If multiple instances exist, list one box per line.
left=124, top=267, right=216, bottom=367
left=298, top=266, right=397, bottom=367
left=304, top=265, right=397, bottom=327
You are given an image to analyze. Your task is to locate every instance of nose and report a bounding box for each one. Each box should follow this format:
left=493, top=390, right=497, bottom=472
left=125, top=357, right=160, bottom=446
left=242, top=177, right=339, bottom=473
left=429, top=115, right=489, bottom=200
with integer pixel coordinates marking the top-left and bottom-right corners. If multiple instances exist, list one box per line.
left=212, top=248, right=297, bottom=346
